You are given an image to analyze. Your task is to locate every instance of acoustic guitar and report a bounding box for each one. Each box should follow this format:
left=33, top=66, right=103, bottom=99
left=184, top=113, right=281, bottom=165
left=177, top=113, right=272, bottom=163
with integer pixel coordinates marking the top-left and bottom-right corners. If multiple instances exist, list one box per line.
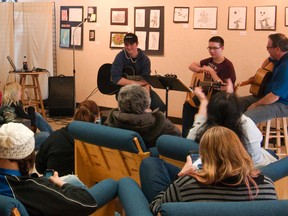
left=236, top=61, right=273, bottom=97
left=186, top=72, right=223, bottom=108
left=97, top=63, right=142, bottom=95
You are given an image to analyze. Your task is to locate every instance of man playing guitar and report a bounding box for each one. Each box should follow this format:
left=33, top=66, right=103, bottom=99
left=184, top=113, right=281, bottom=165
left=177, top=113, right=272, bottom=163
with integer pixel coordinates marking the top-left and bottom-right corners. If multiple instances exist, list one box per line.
left=110, top=33, right=166, bottom=112
left=182, top=36, right=236, bottom=137
left=238, top=33, right=288, bottom=124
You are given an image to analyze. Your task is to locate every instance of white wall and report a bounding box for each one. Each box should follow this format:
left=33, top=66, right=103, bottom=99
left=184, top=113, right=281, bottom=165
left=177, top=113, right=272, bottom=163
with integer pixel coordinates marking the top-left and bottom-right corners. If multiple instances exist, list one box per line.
left=43, top=1, right=288, bottom=117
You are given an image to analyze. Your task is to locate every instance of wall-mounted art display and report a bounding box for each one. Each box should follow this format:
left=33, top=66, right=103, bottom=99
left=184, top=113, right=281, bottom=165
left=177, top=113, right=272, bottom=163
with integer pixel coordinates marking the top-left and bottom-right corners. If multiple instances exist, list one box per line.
left=228, top=6, right=247, bottom=30
left=173, top=7, right=189, bottom=23
left=193, top=7, right=217, bottom=29
left=134, top=6, right=164, bottom=55
left=89, top=30, right=95, bottom=41
left=110, top=32, right=127, bottom=48
left=111, top=8, right=128, bottom=25
left=87, top=6, right=97, bottom=22
left=254, top=6, right=276, bottom=30
left=285, top=7, right=288, bottom=26
left=60, top=6, right=84, bottom=49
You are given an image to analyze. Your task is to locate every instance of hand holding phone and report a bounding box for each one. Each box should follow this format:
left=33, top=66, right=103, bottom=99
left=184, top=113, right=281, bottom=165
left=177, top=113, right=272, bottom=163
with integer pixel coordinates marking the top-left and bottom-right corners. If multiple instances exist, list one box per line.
left=44, top=169, right=55, bottom=178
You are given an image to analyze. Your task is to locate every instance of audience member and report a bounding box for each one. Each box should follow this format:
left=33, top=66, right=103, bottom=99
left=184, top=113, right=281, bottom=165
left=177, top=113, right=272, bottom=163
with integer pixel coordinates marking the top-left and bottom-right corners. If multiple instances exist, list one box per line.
left=140, top=126, right=277, bottom=215
left=0, top=122, right=117, bottom=215
left=2, top=82, right=53, bottom=148
left=105, top=84, right=181, bottom=148
left=36, top=100, right=101, bottom=176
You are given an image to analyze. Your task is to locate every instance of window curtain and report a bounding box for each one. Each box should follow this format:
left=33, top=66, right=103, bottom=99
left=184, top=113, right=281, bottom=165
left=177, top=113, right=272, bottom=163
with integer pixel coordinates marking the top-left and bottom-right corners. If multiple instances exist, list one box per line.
left=0, top=2, right=54, bottom=99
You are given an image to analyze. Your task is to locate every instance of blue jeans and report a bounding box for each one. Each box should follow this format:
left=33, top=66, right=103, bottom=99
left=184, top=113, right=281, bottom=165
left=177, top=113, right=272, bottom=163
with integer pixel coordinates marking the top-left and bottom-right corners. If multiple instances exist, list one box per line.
left=239, top=95, right=288, bottom=123
left=35, top=112, right=53, bottom=134
left=140, top=157, right=180, bottom=203
left=62, top=175, right=118, bottom=208
left=34, top=132, right=50, bottom=149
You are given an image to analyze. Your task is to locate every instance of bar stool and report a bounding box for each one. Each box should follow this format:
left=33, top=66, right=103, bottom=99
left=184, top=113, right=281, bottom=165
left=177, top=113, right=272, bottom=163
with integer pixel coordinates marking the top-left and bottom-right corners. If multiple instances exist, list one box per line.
left=263, top=117, right=288, bottom=158
left=16, top=72, right=47, bottom=119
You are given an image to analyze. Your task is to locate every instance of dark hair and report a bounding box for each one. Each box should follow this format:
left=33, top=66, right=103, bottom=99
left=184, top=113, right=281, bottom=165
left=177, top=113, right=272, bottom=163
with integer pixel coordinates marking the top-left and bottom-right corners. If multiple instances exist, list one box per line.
left=195, top=92, right=247, bottom=150
left=73, top=100, right=100, bottom=122
left=268, top=33, right=288, bottom=51
left=10, top=152, right=36, bottom=176
left=209, top=36, right=224, bottom=47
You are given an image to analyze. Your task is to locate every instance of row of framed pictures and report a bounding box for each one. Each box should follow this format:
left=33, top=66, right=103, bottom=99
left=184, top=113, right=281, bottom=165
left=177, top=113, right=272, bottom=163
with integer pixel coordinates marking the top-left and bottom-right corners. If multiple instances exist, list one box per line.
left=174, top=6, right=288, bottom=30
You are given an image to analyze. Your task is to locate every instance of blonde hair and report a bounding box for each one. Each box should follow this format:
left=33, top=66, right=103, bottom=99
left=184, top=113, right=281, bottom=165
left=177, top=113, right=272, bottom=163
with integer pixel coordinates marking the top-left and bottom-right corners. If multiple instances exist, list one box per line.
left=193, top=126, right=259, bottom=199
left=2, top=82, right=22, bottom=106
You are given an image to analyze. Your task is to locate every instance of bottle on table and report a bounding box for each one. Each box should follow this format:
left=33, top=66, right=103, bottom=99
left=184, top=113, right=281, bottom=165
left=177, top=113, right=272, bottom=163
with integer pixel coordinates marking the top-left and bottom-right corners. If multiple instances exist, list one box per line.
left=23, top=56, right=28, bottom=71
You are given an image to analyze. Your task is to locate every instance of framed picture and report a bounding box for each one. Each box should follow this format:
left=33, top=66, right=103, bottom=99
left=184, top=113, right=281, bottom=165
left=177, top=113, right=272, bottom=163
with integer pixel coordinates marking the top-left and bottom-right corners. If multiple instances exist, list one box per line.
left=173, top=7, right=189, bottom=23
left=110, top=8, right=128, bottom=25
left=110, top=32, right=127, bottom=48
left=228, top=7, right=247, bottom=30
left=285, top=7, right=288, bottom=26
left=193, top=7, right=218, bottom=29
left=89, top=30, right=95, bottom=41
left=254, top=6, right=276, bottom=30
left=87, top=6, right=97, bottom=22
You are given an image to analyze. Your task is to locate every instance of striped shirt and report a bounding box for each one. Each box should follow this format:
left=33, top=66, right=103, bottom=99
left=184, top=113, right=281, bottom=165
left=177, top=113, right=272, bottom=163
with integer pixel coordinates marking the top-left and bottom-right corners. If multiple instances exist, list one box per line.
left=150, top=174, right=277, bottom=215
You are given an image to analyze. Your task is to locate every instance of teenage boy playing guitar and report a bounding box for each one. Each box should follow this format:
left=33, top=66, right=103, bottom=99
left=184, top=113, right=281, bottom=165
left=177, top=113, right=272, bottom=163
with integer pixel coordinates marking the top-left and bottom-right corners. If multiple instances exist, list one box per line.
left=110, top=33, right=166, bottom=113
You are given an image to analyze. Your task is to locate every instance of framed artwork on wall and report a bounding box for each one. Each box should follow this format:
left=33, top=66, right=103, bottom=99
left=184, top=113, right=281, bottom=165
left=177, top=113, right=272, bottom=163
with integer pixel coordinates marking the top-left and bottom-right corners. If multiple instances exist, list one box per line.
left=228, top=6, right=247, bottom=30
left=89, top=30, right=95, bottom=41
left=254, top=6, right=276, bottom=30
left=110, top=32, right=127, bottom=48
left=110, top=8, right=128, bottom=25
left=285, top=7, right=288, bottom=26
left=87, top=6, right=97, bottom=22
left=173, top=7, right=189, bottom=23
left=193, top=7, right=218, bottom=29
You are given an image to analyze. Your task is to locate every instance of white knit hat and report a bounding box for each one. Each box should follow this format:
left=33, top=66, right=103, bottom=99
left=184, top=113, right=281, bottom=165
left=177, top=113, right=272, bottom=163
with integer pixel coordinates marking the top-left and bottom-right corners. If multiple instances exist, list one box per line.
left=0, top=122, right=35, bottom=159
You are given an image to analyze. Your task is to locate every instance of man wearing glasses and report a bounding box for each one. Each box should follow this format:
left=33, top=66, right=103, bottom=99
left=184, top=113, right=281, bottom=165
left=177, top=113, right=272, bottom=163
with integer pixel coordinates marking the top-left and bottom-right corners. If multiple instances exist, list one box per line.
left=182, top=36, right=236, bottom=137
left=239, top=33, right=288, bottom=123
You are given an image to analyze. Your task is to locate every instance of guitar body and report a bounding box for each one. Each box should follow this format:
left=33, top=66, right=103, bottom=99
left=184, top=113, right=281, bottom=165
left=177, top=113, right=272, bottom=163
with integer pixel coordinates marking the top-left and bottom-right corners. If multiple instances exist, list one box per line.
left=186, top=72, right=213, bottom=108
left=97, top=63, right=138, bottom=95
left=249, top=67, right=272, bottom=97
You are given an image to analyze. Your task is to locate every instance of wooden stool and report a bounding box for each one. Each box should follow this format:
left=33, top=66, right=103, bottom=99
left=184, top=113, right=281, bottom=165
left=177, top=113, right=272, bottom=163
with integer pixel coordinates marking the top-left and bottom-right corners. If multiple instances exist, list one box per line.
left=17, top=72, right=47, bottom=119
left=263, top=117, right=288, bottom=158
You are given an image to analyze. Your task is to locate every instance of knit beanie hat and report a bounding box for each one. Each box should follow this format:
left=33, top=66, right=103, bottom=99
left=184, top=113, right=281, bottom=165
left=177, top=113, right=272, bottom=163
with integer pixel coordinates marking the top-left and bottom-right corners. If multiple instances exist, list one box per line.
left=0, top=122, right=35, bottom=159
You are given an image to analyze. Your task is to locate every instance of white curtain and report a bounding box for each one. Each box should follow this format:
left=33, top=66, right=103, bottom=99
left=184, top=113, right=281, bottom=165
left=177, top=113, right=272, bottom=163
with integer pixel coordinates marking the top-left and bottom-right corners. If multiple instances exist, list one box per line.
left=0, top=2, right=54, bottom=99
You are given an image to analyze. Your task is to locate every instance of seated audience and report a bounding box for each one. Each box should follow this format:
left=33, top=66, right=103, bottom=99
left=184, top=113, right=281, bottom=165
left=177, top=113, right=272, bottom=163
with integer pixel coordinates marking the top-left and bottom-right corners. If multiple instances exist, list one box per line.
left=36, top=100, right=101, bottom=176
left=2, top=82, right=53, bottom=148
left=187, top=82, right=277, bottom=168
left=140, top=126, right=277, bottom=215
left=105, top=84, right=181, bottom=148
left=0, top=122, right=117, bottom=215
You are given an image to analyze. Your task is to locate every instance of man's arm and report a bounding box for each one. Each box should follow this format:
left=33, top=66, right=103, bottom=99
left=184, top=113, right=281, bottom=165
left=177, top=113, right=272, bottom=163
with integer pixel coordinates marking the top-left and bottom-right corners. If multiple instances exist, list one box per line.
left=189, top=62, right=202, bottom=73
left=247, top=92, right=280, bottom=110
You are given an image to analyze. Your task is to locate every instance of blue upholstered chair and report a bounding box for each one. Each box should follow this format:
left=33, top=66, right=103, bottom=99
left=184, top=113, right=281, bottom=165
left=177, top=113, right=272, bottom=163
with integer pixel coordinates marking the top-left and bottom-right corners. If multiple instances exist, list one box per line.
left=118, top=176, right=288, bottom=216
left=68, top=121, right=152, bottom=186
left=0, top=195, right=28, bottom=216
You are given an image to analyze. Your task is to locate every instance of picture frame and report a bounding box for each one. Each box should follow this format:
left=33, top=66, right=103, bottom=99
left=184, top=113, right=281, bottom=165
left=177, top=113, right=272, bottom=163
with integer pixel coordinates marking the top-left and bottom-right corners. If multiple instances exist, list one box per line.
left=228, top=6, right=247, bottom=30
left=173, top=7, right=189, bottom=23
left=110, top=8, right=128, bottom=25
left=87, top=6, right=97, bottom=22
left=110, top=32, right=127, bottom=48
left=285, top=7, right=288, bottom=27
left=89, top=30, right=95, bottom=41
left=193, top=7, right=218, bottom=29
left=254, top=6, right=276, bottom=31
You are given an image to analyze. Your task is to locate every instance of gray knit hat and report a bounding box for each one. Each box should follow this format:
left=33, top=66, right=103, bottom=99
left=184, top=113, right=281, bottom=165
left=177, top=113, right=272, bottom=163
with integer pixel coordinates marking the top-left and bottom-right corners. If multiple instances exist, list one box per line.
left=0, top=122, right=35, bottom=159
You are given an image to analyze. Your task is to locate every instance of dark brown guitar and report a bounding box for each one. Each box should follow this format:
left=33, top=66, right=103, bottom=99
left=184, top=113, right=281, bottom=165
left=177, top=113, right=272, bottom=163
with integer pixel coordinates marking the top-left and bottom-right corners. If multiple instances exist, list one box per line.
left=237, top=61, right=273, bottom=97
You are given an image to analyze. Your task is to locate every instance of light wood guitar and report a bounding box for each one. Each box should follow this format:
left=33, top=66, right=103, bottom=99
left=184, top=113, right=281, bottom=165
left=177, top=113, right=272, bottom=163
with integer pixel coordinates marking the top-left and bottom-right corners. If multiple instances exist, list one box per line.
left=186, top=72, right=221, bottom=108
left=236, top=60, right=273, bottom=97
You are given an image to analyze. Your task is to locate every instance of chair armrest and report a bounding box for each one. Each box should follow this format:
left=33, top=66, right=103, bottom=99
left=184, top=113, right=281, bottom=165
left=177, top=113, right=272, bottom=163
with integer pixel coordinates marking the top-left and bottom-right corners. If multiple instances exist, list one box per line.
left=118, top=177, right=153, bottom=216
left=261, top=157, right=288, bottom=181
left=156, top=135, right=199, bottom=162
left=160, top=200, right=288, bottom=216
left=0, top=195, right=29, bottom=216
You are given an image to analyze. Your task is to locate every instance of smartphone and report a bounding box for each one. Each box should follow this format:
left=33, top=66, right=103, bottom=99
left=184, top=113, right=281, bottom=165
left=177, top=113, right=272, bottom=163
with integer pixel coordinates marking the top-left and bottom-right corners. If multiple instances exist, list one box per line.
left=44, top=169, right=55, bottom=178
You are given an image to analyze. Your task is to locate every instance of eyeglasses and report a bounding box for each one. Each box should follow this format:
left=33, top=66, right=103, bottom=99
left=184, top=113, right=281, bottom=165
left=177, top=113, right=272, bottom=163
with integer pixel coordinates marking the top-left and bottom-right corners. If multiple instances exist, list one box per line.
left=207, top=46, right=222, bottom=50
left=266, top=46, right=275, bottom=50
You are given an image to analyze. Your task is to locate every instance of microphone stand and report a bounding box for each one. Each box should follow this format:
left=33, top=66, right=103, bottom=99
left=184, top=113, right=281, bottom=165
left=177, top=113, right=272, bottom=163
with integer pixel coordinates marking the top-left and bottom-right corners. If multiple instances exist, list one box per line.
left=72, top=17, right=88, bottom=111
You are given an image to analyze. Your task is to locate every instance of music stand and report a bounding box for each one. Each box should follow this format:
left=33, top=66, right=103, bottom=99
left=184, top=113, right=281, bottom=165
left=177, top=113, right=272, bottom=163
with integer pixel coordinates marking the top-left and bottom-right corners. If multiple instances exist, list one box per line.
left=145, top=75, right=193, bottom=117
